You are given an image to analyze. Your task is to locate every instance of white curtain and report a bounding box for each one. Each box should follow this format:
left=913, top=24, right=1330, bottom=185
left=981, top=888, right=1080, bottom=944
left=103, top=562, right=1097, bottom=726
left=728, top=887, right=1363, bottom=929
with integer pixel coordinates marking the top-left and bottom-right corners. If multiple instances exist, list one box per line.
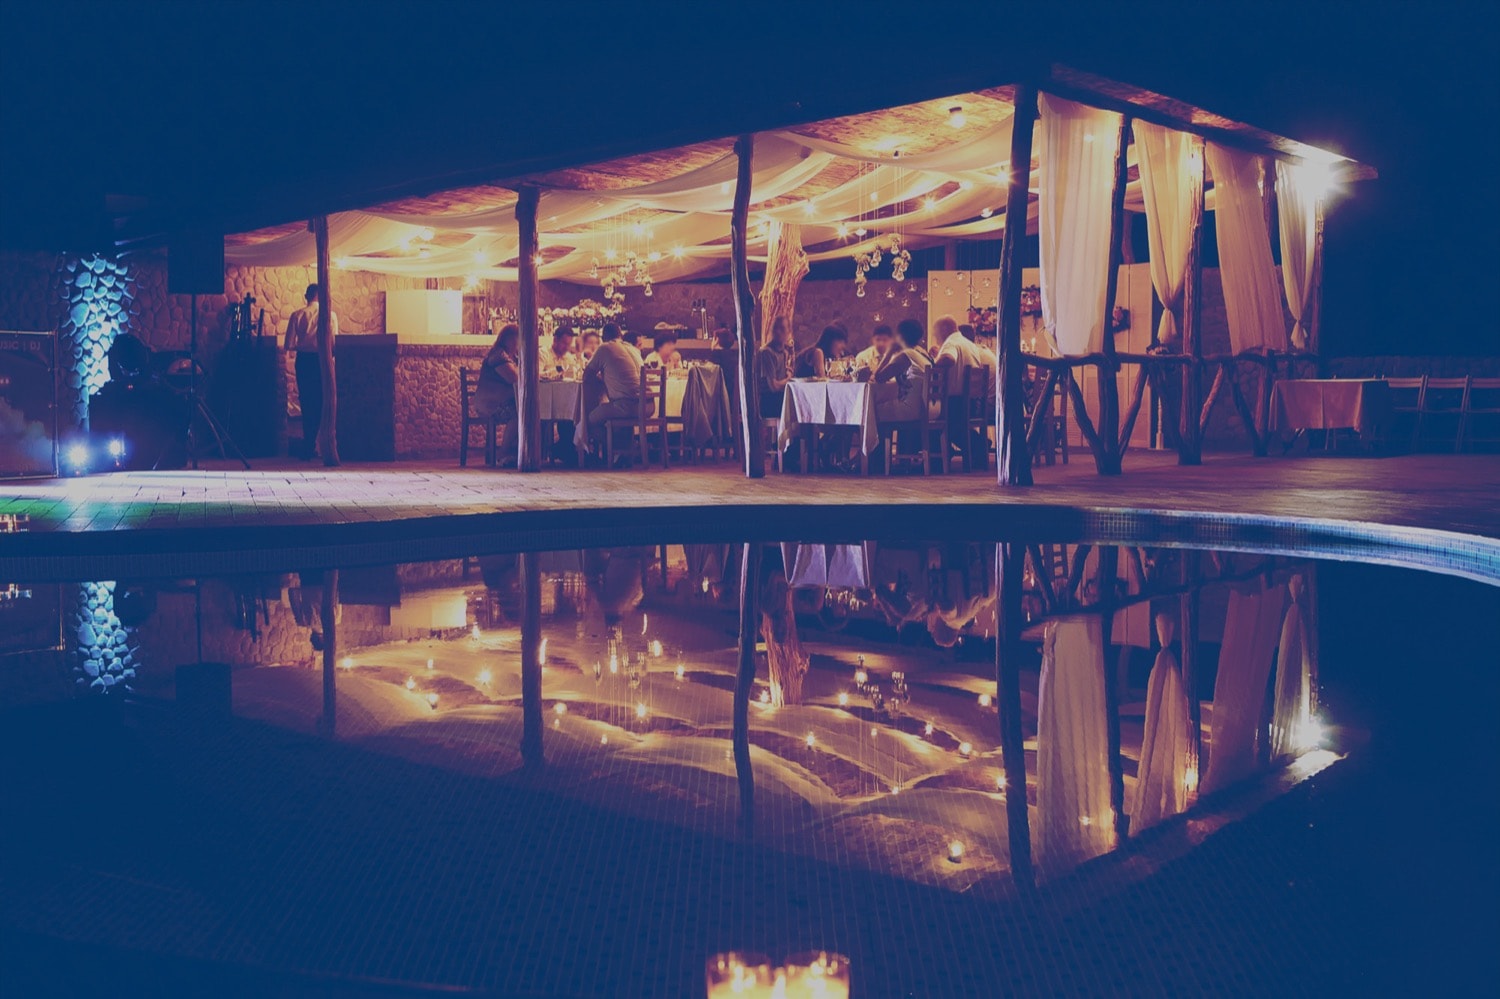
left=1206, top=143, right=1286, bottom=353
left=1131, top=612, right=1192, bottom=831
left=1036, top=615, right=1113, bottom=875
left=1203, top=579, right=1289, bottom=794
left=1038, top=94, right=1123, bottom=357
left=1270, top=574, right=1313, bottom=757
left=1276, top=160, right=1319, bottom=350
left=1133, top=122, right=1199, bottom=344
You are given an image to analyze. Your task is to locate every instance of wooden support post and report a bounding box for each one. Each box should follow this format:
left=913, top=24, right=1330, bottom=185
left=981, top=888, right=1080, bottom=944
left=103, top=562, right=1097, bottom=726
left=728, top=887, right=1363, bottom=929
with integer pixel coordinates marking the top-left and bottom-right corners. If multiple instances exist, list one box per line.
left=1309, top=198, right=1325, bottom=365
left=996, top=542, right=1034, bottom=891
left=319, top=568, right=337, bottom=738
left=1024, top=369, right=1058, bottom=449
left=996, top=85, right=1037, bottom=487
left=520, top=550, right=543, bottom=771
left=1118, top=363, right=1150, bottom=453
left=1227, top=364, right=1266, bottom=455
left=1066, top=373, right=1109, bottom=460
left=1097, top=546, right=1127, bottom=842
left=731, top=135, right=764, bottom=479
left=312, top=216, right=340, bottom=466
left=1094, top=116, right=1131, bottom=476
left=1179, top=552, right=1202, bottom=796
left=1178, top=138, right=1206, bottom=466
left=516, top=185, right=542, bottom=472
left=733, top=542, right=762, bottom=837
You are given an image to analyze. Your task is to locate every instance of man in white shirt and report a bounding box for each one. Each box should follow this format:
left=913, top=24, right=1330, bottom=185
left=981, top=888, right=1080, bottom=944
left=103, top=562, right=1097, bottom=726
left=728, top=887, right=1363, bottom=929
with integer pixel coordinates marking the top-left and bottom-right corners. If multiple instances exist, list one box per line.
left=583, top=323, right=643, bottom=463
left=540, top=328, right=581, bottom=381
left=931, top=315, right=994, bottom=468
left=283, top=283, right=339, bottom=459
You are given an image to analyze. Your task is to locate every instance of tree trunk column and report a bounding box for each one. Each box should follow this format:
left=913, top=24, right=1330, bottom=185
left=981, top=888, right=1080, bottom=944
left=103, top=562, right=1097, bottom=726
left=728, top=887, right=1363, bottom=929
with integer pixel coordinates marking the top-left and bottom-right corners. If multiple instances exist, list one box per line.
left=312, top=216, right=340, bottom=466
left=734, top=542, right=762, bottom=836
left=732, top=135, right=765, bottom=479
left=996, top=86, right=1037, bottom=488
left=517, top=186, right=542, bottom=472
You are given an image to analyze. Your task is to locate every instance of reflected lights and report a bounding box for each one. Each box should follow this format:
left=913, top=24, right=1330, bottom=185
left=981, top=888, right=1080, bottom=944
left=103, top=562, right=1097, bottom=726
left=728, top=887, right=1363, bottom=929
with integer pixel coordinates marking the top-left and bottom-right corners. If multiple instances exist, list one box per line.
left=947, top=840, right=964, bottom=863
left=477, top=668, right=493, bottom=686
left=947, top=106, right=965, bottom=129
left=635, top=702, right=648, bottom=720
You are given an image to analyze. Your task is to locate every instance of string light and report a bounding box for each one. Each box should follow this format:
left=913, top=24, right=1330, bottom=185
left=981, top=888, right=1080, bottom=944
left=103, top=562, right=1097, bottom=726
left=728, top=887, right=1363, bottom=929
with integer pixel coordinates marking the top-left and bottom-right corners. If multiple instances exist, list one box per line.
left=980, top=207, right=994, bottom=219
left=671, top=245, right=685, bottom=260
left=837, top=692, right=850, bottom=707
left=978, top=693, right=993, bottom=708
left=554, top=701, right=568, bottom=716
left=426, top=658, right=434, bottom=670
left=959, top=741, right=973, bottom=756
left=404, top=676, right=416, bottom=691
left=674, top=663, right=686, bottom=681
left=426, top=692, right=439, bottom=708
left=805, top=733, right=816, bottom=748
left=924, top=721, right=935, bottom=736
left=995, top=774, right=1008, bottom=791
left=836, top=223, right=850, bottom=239
left=477, top=668, right=492, bottom=686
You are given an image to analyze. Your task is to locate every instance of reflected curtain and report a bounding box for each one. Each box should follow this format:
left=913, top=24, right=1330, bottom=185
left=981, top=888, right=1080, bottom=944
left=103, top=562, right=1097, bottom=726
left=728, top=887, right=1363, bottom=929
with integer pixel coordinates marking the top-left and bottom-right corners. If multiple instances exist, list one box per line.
left=1204, top=579, right=1289, bottom=793
left=1036, top=615, right=1113, bottom=874
left=1270, top=574, right=1313, bottom=757
left=1133, top=122, right=1200, bottom=345
left=1276, top=161, right=1319, bottom=350
left=1038, top=95, right=1122, bottom=357
left=1131, top=612, right=1192, bottom=830
left=1206, top=143, right=1285, bottom=353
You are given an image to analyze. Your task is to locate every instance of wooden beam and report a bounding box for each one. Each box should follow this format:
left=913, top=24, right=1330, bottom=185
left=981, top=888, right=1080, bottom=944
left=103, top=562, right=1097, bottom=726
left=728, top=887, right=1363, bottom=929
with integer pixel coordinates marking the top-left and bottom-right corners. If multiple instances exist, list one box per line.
left=319, top=569, right=337, bottom=739
left=1178, top=137, right=1206, bottom=466
left=312, top=216, right=340, bottom=466
left=1094, top=115, right=1131, bottom=476
left=516, top=185, right=542, bottom=472
left=731, top=135, right=765, bottom=479
left=1179, top=552, right=1203, bottom=797
left=1097, top=546, right=1127, bottom=843
left=996, top=542, right=1034, bottom=892
left=520, top=550, right=543, bottom=771
left=996, top=84, right=1038, bottom=487
left=1024, top=368, right=1058, bottom=449
left=734, top=542, right=761, bottom=837
left=1227, top=364, right=1266, bottom=455
left=1118, top=364, right=1150, bottom=453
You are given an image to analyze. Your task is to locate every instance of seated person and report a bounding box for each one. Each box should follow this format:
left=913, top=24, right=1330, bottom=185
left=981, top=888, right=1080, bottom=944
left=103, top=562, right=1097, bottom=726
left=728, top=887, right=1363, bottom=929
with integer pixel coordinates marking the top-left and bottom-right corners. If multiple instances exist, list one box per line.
left=757, top=316, right=796, bottom=419
left=873, top=318, right=935, bottom=424
left=583, top=322, right=643, bottom=460
left=474, top=323, right=521, bottom=468
left=932, top=316, right=994, bottom=464
left=579, top=329, right=602, bottom=363
left=794, top=325, right=849, bottom=379
left=854, top=324, right=895, bottom=381
left=644, top=331, right=685, bottom=371
left=712, top=324, right=736, bottom=351
left=541, top=327, right=581, bottom=380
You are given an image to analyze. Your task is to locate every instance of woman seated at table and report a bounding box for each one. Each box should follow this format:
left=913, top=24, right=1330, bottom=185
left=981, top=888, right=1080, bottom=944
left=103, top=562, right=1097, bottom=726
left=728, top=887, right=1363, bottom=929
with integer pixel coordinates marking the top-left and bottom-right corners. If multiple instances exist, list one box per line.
left=757, top=316, right=796, bottom=418
left=794, top=325, right=849, bottom=379
left=473, top=323, right=521, bottom=469
left=644, top=330, right=685, bottom=371
left=872, top=318, right=935, bottom=424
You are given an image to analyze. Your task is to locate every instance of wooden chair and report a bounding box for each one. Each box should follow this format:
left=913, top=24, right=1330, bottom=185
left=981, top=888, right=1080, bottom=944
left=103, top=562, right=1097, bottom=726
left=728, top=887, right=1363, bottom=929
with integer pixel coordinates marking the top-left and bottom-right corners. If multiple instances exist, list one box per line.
left=604, top=368, right=681, bottom=469
left=761, top=416, right=784, bottom=473
left=1415, top=376, right=1468, bottom=452
left=459, top=367, right=501, bottom=467
left=960, top=366, right=993, bottom=473
left=880, top=368, right=948, bottom=476
left=1382, top=376, right=1425, bottom=451
left=1460, top=376, right=1500, bottom=452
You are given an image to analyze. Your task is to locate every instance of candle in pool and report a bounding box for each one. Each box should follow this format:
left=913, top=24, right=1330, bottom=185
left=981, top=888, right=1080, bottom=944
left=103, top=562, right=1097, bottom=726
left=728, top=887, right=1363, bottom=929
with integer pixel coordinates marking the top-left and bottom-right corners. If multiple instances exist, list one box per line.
left=783, top=952, right=850, bottom=999
left=705, top=952, right=772, bottom=997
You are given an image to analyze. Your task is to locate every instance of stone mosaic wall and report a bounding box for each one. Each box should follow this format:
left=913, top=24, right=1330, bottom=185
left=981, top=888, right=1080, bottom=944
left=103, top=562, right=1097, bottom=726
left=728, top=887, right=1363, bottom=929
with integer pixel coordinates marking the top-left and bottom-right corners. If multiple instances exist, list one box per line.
left=393, top=344, right=488, bottom=459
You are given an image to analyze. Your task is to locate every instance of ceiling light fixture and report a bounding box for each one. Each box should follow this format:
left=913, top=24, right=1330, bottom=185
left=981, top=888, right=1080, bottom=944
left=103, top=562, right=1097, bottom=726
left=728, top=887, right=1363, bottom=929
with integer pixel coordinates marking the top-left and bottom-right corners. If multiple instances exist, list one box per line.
left=948, top=105, right=965, bottom=129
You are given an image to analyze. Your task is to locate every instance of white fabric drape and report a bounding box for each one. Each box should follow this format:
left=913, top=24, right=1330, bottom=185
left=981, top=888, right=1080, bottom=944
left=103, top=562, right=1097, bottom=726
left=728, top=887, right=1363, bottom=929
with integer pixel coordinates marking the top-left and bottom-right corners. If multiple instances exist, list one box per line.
left=1131, top=612, right=1192, bottom=831
left=1206, top=143, right=1286, bottom=353
left=1038, top=94, right=1123, bottom=357
left=1270, top=574, right=1313, bottom=757
left=1203, top=579, right=1289, bottom=794
left=1133, top=122, right=1199, bottom=344
left=1036, top=615, right=1113, bottom=875
left=1276, top=160, right=1319, bottom=350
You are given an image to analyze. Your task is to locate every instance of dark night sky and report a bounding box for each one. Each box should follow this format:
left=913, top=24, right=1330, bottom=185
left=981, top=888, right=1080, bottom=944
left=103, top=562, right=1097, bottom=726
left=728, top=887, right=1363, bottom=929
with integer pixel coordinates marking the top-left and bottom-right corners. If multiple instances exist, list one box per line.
left=2, top=0, right=1496, bottom=356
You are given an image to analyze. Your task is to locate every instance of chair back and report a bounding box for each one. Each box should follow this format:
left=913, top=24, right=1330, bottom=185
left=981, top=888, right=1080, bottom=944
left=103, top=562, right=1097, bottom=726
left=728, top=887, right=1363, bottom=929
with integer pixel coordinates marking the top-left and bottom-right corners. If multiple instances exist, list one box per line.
left=1385, top=376, right=1424, bottom=413
left=962, top=366, right=990, bottom=420
left=460, top=367, right=480, bottom=417
left=639, top=366, right=668, bottom=421
left=1421, top=376, right=1470, bottom=412
left=1466, top=377, right=1500, bottom=413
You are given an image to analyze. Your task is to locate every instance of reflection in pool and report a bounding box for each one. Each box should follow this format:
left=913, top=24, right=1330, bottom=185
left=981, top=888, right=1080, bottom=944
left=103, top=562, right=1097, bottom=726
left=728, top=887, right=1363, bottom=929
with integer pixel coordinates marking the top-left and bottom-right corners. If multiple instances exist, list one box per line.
left=0, top=539, right=1370, bottom=994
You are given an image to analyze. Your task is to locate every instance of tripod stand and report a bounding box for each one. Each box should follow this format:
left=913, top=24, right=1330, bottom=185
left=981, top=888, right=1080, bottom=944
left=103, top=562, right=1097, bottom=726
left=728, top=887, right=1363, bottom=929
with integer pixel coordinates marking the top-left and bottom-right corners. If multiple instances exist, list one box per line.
left=185, top=293, right=251, bottom=470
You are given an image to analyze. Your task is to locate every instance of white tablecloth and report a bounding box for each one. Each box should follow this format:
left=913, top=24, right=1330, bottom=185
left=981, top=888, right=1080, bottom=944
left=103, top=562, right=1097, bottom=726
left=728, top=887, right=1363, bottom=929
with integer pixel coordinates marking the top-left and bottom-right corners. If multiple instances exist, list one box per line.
left=780, top=542, right=874, bottom=589
left=779, top=380, right=879, bottom=455
left=538, top=380, right=582, bottom=422
left=1270, top=379, right=1392, bottom=434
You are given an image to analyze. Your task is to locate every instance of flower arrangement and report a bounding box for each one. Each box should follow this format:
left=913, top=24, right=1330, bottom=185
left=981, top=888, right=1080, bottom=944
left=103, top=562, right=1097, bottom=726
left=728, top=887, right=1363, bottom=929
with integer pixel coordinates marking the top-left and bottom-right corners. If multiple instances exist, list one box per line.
left=966, top=305, right=998, bottom=336
left=543, top=296, right=625, bottom=333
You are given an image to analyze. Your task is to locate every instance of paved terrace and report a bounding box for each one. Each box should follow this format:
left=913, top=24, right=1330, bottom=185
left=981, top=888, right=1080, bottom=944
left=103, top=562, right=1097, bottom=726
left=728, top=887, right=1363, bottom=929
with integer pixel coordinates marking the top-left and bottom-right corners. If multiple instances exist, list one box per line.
left=2, top=452, right=1498, bottom=581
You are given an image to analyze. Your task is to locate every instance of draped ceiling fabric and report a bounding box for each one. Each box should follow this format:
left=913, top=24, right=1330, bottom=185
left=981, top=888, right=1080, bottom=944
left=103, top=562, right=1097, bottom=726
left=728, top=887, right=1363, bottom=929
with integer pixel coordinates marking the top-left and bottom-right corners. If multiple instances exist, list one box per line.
left=1131, top=612, right=1192, bottom=831
left=1206, top=143, right=1286, bottom=353
left=1035, top=615, right=1114, bottom=876
left=1037, top=94, right=1122, bottom=357
left=1270, top=573, right=1313, bottom=758
left=1203, top=579, right=1289, bottom=795
left=1276, top=160, right=1319, bottom=350
left=1133, top=121, right=1200, bottom=345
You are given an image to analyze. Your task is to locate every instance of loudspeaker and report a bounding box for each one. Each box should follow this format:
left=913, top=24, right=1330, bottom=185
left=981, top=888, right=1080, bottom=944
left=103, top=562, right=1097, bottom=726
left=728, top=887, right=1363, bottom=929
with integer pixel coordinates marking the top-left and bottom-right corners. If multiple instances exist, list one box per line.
left=168, top=230, right=225, bottom=295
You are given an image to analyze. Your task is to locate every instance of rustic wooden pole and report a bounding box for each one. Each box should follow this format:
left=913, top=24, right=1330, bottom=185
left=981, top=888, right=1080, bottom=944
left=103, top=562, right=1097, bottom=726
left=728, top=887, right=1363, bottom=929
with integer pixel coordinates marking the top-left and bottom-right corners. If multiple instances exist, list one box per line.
left=319, top=568, right=338, bottom=739
left=516, top=185, right=542, bottom=472
left=732, top=135, right=765, bottom=479
left=996, top=85, right=1037, bottom=487
left=734, top=542, right=762, bottom=837
left=520, top=550, right=543, bottom=771
left=312, top=216, right=340, bottom=466
left=1096, top=546, right=1127, bottom=842
left=1308, top=197, right=1326, bottom=364
left=1178, top=138, right=1206, bottom=465
left=1179, top=551, right=1202, bottom=795
left=1093, top=115, right=1131, bottom=476
left=996, top=542, right=1034, bottom=891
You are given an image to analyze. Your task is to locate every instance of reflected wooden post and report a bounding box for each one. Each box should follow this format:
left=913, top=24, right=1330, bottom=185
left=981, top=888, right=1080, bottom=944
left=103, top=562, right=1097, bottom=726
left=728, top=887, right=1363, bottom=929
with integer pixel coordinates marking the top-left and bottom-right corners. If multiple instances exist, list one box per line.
left=520, top=551, right=543, bottom=771
left=996, top=542, right=1033, bottom=890
left=1178, top=137, right=1206, bottom=466
left=319, top=569, right=338, bottom=738
left=734, top=542, right=762, bottom=837
left=1097, top=546, right=1127, bottom=841
left=1095, top=116, right=1131, bottom=476
left=1179, top=551, right=1202, bottom=793
left=517, top=185, right=542, bottom=472
left=731, top=135, right=765, bottom=479
left=996, top=85, right=1036, bottom=487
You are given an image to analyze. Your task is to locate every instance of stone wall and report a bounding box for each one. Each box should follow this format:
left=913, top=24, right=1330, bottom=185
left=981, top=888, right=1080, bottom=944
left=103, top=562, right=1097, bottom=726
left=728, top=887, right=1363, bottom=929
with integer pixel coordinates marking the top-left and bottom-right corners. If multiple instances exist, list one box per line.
left=393, top=343, right=490, bottom=459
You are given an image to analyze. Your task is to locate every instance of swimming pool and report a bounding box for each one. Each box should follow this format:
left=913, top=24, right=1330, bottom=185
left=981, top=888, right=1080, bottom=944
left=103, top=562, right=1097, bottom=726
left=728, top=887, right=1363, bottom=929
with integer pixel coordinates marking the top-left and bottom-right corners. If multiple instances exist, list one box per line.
left=1, top=534, right=1496, bottom=996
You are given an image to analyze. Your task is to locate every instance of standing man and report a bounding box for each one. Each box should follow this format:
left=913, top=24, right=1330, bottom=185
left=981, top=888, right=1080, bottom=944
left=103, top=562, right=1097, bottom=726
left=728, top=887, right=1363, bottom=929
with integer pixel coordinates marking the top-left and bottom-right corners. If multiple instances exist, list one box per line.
left=284, top=283, right=339, bottom=459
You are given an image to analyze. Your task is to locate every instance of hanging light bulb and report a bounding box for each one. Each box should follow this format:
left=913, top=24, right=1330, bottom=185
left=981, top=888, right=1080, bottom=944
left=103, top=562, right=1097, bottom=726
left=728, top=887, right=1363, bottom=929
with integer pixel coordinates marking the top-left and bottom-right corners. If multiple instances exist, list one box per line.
left=947, top=106, right=965, bottom=129
left=604, top=247, right=618, bottom=261
left=404, top=676, right=416, bottom=691
left=671, top=245, right=685, bottom=260
left=854, top=227, right=868, bottom=237
left=923, top=195, right=936, bottom=211
left=980, top=207, right=994, bottom=219
left=836, top=222, right=851, bottom=239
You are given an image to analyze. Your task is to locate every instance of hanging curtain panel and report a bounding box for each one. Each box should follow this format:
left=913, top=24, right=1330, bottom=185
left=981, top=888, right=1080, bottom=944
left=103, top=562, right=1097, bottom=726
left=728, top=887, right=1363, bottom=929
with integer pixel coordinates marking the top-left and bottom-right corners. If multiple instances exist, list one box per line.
left=1035, top=615, right=1114, bottom=875
left=1204, top=579, right=1289, bottom=794
left=1133, top=121, right=1200, bottom=345
left=1206, top=143, right=1286, bottom=353
left=1037, top=94, right=1123, bottom=357
left=1276, top=161, right=1319, bottom=350
left=1131, top=612, right=1192, bottom=831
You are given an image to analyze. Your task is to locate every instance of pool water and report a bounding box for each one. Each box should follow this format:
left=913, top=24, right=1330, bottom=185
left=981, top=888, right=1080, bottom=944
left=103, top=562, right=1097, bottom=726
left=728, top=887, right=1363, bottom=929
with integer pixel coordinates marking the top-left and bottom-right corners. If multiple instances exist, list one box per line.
left=1, top=538, right=1496, bottom=997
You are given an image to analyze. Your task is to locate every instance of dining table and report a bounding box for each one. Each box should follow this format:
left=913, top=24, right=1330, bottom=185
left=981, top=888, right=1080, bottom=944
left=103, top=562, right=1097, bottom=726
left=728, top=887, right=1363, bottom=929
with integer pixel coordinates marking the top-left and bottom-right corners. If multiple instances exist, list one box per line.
left=778, top=379, right=881, bottom=466
left=569, top=364, right=733, bottom=455
left=1269, top=378, right=1393, bottom=436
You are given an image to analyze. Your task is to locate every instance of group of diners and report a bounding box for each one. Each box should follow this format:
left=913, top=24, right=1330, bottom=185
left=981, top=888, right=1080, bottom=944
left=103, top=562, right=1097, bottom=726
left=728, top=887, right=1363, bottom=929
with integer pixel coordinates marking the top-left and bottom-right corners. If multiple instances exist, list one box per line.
left=471, top=312, right=996, bottom=471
